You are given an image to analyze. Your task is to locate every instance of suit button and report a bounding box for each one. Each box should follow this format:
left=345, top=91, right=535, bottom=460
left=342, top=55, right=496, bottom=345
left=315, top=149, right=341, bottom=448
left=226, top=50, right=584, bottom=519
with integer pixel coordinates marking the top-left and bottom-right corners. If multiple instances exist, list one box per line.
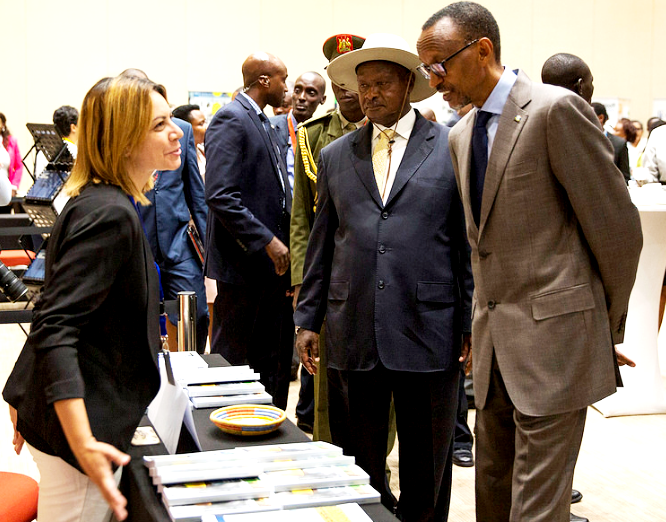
left=381, top=211, right=389, bottom=219
left=487, top=300, right=496, bottom=310
left=378, top=244, right=386, bottom=254
left=378, top=280, right=385, bottom=289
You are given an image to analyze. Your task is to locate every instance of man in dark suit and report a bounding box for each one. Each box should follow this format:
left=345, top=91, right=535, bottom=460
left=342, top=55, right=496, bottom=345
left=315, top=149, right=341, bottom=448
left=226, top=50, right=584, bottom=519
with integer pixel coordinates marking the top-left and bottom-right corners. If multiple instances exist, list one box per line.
left=592, top=102, right=632, bottom=182
left=294, top=34, right=473, bottom=522
left=417, top=3, right=642, bottom=521
left=205, top=52, right=294, bottom=410
left=142, top=118, right=208, bottom=352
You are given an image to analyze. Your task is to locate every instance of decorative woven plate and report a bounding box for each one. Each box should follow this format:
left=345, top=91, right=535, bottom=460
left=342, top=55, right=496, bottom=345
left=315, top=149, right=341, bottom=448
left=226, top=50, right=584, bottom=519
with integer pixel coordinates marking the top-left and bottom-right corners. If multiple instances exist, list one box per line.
left=209, top=404, right=287, bottom=436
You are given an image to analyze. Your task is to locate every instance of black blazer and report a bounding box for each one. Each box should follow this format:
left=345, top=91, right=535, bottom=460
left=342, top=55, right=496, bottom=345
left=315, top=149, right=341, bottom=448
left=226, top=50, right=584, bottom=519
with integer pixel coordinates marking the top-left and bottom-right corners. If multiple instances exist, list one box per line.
left=3, top=183, right=161, bottom=472
left=269, top=113, right=291, bottom=167
left=607, top=132, right=631, bottom=182
left=204, top=94, right=291, bottom=285
left=294, top=112, right=473, bottom=372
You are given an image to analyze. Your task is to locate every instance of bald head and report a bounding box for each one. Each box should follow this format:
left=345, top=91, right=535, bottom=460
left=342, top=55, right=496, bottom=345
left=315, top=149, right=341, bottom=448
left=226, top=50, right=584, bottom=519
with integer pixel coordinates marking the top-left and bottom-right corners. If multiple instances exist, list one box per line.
left=241, top=53, right=288, bottom=109
left=242, top=53, right=285, bottom=88
left=541, top=53, right=594, bottom=104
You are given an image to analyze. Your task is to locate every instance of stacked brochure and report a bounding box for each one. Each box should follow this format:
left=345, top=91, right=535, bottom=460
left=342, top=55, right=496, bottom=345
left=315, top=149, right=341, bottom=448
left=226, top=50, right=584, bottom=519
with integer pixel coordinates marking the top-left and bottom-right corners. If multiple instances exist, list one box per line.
left=169, top=353, right=272, bottom=409
left=144, top=441, right=380, bottom=521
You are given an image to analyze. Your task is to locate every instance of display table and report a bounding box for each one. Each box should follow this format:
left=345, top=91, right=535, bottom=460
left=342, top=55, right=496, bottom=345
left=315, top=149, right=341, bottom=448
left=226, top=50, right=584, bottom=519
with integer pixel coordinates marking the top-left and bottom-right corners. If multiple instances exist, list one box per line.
left=120, top=354, right=397, bottom=521
left=594, top=193, right=666, bottom=416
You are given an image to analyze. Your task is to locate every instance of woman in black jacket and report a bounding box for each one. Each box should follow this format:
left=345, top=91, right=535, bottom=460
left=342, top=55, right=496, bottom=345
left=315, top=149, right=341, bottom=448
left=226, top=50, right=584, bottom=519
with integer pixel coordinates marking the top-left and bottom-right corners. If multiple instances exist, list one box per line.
left=4, top=75, right=183, bottom=521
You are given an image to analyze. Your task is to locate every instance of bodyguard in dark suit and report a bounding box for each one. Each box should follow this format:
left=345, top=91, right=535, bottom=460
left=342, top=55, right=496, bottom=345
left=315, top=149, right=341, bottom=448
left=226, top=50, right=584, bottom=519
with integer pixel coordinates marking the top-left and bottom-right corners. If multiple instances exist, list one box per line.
left=593, top=102, right=631, bottom=182
left=294, top=35, right=473, bottom=522
left=205, top=52, right=294, bottom=409
left=142, top=118, right=208, bottom=352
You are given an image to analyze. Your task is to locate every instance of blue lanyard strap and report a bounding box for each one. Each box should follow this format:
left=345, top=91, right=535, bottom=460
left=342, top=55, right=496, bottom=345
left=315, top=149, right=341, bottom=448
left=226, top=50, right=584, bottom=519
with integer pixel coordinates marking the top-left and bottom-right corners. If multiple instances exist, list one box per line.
left=128, top=195, right=167, bottom=338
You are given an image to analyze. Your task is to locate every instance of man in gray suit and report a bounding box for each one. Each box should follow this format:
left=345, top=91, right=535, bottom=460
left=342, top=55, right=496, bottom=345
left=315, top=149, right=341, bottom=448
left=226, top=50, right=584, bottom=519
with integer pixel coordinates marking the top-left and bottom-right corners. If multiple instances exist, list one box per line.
left=294, top=33, right=473, bottom=522
left=417, top=3, right=643, bottom=521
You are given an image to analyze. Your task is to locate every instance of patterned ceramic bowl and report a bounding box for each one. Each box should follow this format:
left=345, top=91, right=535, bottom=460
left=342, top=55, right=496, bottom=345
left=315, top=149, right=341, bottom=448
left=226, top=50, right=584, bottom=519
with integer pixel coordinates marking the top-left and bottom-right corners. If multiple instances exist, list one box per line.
left=210, top=404, right=287, bottom=436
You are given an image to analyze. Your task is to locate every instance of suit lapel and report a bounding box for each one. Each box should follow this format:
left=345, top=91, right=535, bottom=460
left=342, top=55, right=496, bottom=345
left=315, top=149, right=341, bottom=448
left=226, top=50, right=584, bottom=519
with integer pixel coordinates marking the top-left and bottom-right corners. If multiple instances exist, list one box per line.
left=385, top=114, right=434, bottom=207
left=351, top=124, right=384, bottom=208
left=479, top=71, right=531, bottom=232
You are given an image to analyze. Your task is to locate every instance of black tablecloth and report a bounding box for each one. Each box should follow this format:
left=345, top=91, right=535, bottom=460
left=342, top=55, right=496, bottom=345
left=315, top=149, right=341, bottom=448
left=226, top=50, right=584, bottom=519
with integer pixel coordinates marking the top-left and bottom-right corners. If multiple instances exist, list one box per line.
left=120, top=354, right=397, bottom=522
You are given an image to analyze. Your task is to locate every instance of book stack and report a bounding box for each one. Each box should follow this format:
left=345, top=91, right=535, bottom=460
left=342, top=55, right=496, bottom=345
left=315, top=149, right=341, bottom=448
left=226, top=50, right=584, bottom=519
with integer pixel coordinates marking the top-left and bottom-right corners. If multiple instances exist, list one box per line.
left=176, top=359, right=272, bottom=409
left=144, top=441, right=380, bottom=522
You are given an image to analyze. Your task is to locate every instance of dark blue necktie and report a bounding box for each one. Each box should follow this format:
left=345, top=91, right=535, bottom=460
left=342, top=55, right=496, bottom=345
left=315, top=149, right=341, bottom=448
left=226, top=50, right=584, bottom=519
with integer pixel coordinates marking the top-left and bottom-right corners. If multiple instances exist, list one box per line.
left=470, top=110, right=492, bottom=227
left=259, top=112, right=291, bottom=211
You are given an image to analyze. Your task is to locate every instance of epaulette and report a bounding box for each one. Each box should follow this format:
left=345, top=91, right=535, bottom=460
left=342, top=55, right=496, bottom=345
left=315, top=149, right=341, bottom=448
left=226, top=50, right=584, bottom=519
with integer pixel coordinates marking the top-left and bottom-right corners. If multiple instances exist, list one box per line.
left=297, top=111, right=335, bottom=130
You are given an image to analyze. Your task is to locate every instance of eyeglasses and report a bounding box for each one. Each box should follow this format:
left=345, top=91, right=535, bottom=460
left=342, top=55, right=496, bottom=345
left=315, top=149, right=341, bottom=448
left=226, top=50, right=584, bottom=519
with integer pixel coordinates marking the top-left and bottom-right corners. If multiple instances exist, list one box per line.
left=417, top=39, right=480, bottom=80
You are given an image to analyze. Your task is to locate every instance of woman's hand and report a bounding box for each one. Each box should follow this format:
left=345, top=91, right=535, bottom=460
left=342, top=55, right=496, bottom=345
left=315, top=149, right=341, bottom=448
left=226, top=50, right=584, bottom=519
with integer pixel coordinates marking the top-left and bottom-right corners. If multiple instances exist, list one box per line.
left=8, top=405, right=24, bottom=454
left=54, top=398, right=131, bottom=521
left=73, top=437, right=131, bottom=521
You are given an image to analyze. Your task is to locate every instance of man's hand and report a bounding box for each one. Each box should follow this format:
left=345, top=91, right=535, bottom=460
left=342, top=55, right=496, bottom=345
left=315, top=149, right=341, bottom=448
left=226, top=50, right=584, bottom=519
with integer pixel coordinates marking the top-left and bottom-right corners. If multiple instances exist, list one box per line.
left=296, top=329, right=320, bottom=375
left=460, top=333, right=472, bottom=375
left=292, top=284, right=301, bottom=311
left=615, top=346, right=636, bottom=367
left=265, top=236, right=290, bottom=275
left=8, top=405, right=24, bottom=455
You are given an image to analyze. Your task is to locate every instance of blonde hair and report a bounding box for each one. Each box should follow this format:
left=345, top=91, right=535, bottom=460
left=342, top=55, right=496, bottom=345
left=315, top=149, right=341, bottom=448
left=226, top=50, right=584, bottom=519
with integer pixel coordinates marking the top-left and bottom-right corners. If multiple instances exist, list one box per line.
left=66, top=76, right=167, bottom=205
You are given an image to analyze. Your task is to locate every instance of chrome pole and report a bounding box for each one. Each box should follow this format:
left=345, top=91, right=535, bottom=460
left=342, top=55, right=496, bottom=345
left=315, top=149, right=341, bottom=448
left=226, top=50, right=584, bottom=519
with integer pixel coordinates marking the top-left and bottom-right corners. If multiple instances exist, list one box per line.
left=177, top=291, right=197, bottom=352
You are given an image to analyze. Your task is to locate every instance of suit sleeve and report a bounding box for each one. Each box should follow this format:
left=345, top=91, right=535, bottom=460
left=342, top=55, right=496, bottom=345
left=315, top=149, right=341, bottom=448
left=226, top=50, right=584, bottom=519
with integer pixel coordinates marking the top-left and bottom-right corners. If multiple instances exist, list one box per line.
left=293, top=148, right=337, bottom=331
left=453, top=192, right=474, bottom=334
left=205, top=109, right=275, bottom=254
left=546, top=94, right=643, bottom=344
left=28, top=200, right=139, bottom=404
left=616, top=141, right=631, bottom=182
left=180, top=122, right=207, bottom=240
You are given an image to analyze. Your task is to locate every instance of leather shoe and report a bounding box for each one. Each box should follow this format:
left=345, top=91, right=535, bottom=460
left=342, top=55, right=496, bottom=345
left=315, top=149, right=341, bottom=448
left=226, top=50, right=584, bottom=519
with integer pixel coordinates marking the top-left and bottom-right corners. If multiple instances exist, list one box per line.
left=296, top=419, right=313, bottom=434
left=571, top=489, right=583, bottom=504
left=570, top=513, right=588, bottom=522
left=452, top=448, right=474, bottom=467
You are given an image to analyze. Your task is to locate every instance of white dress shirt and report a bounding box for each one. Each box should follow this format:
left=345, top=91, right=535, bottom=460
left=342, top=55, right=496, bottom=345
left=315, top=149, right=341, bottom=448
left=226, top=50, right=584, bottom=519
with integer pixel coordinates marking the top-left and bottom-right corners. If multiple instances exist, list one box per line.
left=371, top=108, right=416, bottom=204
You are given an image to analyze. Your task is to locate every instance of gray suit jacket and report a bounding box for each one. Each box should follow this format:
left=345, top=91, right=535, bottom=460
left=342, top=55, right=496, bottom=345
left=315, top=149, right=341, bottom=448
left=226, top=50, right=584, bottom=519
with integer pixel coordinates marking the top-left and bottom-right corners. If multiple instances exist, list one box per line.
left=449, top=71, right=643, bottom=416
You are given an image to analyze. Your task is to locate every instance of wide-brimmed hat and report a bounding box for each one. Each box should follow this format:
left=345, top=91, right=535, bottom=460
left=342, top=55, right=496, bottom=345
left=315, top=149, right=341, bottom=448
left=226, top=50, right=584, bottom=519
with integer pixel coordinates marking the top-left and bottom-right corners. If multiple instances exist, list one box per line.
left=326, top=33, right=436, bottom=102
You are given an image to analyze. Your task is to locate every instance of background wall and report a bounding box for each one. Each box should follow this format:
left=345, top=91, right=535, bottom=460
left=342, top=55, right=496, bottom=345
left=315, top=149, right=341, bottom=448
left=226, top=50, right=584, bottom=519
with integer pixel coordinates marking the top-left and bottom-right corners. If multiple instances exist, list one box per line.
left=1, top=0, right=664, bottom=193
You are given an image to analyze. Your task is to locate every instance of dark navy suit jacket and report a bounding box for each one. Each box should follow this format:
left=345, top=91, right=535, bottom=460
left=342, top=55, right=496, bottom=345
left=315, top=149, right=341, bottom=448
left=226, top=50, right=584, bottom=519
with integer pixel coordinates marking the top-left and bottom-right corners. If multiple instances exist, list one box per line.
left=294, top=112, right=473, bottom=372
left=204, top=94, right=291, bottom=285
left=142, top=118, right=207, bottom=264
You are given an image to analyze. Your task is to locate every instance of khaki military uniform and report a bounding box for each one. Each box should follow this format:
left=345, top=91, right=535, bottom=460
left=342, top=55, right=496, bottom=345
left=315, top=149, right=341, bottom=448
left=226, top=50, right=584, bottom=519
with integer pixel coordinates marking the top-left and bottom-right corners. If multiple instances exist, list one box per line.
left=291, top=110, right=356, bottom=442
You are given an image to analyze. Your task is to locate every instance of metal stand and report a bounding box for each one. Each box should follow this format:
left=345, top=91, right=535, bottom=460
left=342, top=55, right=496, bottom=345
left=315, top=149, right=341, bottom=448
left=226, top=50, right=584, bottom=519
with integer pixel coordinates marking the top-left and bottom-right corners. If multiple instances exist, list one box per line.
left=177, top=291, right=197, bottom=352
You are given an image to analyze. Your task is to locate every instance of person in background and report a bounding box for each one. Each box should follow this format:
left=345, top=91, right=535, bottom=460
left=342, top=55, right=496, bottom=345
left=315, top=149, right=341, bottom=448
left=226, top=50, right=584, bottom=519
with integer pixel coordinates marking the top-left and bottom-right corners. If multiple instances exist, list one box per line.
left=120, top=69, right=209, bottom=354
left=592, top=103, right=631, bottom=183
left=629, top=119, right=647, bottom=169
left=273, top=80, right=295, bottom=116
left=0, top=112, right=23, bottom=197
left=3, top=75, right=173, bottom=521
left=541, top=53, right=594, bottom=104
left=172, top=104, right=208, bottom=177
left=53, top=105, right=80, bottom=158
left=205, top=52, right=294, bottom=410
